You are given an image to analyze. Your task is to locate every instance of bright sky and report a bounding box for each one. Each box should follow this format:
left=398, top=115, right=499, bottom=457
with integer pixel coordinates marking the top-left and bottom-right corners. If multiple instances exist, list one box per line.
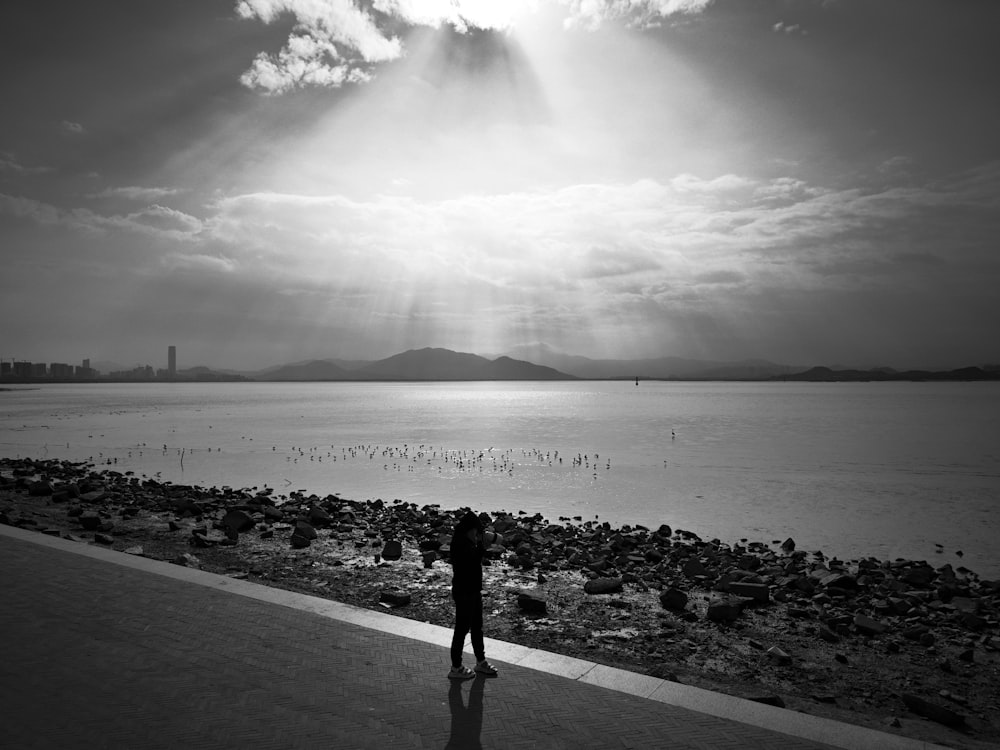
left=2, top=0, right=998, bottom=371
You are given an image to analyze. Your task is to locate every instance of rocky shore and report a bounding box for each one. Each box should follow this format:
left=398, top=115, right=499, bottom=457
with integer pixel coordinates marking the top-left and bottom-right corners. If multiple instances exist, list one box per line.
left=3, top=457, right=998, bottom=749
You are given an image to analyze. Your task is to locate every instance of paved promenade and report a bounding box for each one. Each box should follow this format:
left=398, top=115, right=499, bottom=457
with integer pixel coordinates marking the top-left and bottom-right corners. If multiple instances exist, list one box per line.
left=1, top=525, right=949, bottom=749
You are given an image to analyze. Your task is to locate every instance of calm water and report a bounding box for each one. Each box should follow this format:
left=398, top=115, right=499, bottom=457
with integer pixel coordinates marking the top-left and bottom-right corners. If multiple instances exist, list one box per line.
left=2, top=381, right=999, bottom=577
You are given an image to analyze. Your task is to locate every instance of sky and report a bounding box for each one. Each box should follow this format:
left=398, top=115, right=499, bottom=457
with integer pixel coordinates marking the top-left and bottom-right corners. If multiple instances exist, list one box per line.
left=2, top=0, right=999, bottom=372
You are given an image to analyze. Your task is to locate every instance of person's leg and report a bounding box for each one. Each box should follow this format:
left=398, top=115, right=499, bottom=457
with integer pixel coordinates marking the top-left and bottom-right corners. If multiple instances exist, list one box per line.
left=469, top=593, right=485, bottom=662
left=451, top=595, right=473, bottom=668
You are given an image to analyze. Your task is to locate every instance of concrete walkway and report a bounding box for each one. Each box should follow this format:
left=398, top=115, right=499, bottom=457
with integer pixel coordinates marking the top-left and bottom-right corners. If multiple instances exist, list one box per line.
left=1, top=524, right=950, bottom=749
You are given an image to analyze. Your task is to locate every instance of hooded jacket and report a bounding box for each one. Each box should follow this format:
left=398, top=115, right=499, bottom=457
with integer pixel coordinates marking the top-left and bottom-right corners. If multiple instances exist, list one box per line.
left=451, top=511, right=486, bottom=597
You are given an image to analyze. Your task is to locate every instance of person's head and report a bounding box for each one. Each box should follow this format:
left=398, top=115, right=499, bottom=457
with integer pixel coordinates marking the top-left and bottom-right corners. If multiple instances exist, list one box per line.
left=455, top=510, right=482, bottom=542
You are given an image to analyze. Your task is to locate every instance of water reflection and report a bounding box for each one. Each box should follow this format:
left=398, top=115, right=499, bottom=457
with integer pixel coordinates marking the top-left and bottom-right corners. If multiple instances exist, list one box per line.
left=445, top=674, right=486, bottom=750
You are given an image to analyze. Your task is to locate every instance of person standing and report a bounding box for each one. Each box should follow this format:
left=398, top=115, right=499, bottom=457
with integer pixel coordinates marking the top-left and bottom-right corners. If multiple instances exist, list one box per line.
left=448, top=510, right=499, bottom=679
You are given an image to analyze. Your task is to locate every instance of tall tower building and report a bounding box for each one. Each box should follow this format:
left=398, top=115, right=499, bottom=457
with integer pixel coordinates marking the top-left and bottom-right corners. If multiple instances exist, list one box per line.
left=168, top=345, right=176, bottom=377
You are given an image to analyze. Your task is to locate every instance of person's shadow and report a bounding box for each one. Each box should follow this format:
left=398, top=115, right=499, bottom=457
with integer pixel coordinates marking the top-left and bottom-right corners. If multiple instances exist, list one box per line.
left=445, top=674, right=487, bottom=750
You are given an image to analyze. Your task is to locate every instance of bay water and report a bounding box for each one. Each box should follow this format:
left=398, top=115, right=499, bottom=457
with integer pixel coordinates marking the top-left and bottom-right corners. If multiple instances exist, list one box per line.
left=2, top=381, right=998, bottom=577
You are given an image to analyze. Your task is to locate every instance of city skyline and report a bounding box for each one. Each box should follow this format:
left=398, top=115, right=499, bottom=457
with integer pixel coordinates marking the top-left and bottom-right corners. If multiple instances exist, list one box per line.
left=2, top=1, right=999, bottom=371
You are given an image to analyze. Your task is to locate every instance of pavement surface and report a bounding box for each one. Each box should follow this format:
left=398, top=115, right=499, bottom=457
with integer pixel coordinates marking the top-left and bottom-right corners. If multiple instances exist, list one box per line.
left=1, top=524, right=952, bottom=749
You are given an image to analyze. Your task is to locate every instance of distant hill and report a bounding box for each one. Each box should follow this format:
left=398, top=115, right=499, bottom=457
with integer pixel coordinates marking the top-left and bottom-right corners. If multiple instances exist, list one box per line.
left=355, top=348, right=573, bottom=381
left=253, top=348, right=574, bottom=381
left=776, top=366, right=1000, bottom=382
left=503, top=343, right=802, bottom=380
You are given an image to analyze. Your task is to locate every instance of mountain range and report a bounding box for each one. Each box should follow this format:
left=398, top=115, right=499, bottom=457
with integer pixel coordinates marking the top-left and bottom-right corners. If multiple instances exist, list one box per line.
left=89, top=347, right=999, bottom=382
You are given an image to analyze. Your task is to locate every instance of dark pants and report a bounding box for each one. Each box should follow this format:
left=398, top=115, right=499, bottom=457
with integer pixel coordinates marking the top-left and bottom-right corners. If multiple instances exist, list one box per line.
left=451, top=592, right=484, bottom=668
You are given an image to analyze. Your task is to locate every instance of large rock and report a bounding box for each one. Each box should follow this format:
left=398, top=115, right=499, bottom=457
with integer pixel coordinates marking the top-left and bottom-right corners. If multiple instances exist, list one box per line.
left=28, top=480, right=54, bottom=496
left=78, top=511, right=102, bottom=531
left=379, top=590, right=411, bottom=607
left=707, top=597, right=743, bottom=623
left=222, top=509, right=255, bottom=535
left=729, top=582, right=770, bottom=604
left=293, top=520, right=318, bottom=540
left=584, top=577, right=623, bottom=595
left=517, top=592, right=548, bottom=614
left=659, top=587, right=689, bottom=611
left=901, top=694, right=965, bottom=727
left=854, top=613, right=887, bottom=636
left=381, top=540, right=403, bottom=561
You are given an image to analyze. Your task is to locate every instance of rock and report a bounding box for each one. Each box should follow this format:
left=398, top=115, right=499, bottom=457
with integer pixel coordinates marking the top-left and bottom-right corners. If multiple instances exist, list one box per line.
left=421, top=550, right=437, bottom=568
left=902, top=565, right=936, bottom=588
left=729, top=582, right=769, bottom=604
left=883, top=717, right=902, bottom=729
left=584, top=577, right=623, bottom=595
left=289, top=532, right=312, bottom=549
left=94, top=533, right=114, bottom=545
left=706, top=597, right=742, bottom=623
left=766, top=646, right=792, bottom=666
left=381, top=540, right=403, bottom=561
left=901, top=694, right=965, bottom=728
left=379, top=590, right=411, bottom=607
left=80, top=490, right=108, bottom=503
left=853, top=613, right=887, bottom=636
left=293, top=520, right=318, bottom=540
left=222, top=509, right=255, bottom=535
left=958, top=648, right=975, bottom=663
left=78, top=511, right=102, bottom=531
left=780, top=537, right=795, bottom=552
left=818, top=626, right=840, bottom=643
left=659, top=587, right=689, bottom=611
left=517, top=592, right=548, bottom=614
left=682, top=558, right=707, bottom=578
left=171, top=553, right=200, bottom=567
left=28, top=480, right=54, bottom=496
left=123, top=545, right=143, bottom=556
left=308, top=505, right=332, bottom=527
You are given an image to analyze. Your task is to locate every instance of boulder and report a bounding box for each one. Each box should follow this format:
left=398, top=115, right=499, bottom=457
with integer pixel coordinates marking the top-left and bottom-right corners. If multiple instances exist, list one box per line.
left=28, top=480, right=54, bottom=496
left=766, top=646, right=792, bottom=666
left=659, top=587, right=689, bottom=611
left=379, top=590, right=411, bottom=607
left=780, top=537, right=796, bottom=552
left=293, top=520, right=318, bottom=540
left=584, top=577, right=623, bottom=595
left=706, top=597, right=742, bottom=623
left=729, top=582, right=770, bottom=604
left=902, top=565, right=936, bottom=588
left=421, top=550, right=437, bottom=568
left=222, top=509, right=255, bottom=535
left=517, top=592, right=548, bottom=614
left=308, top=505, right=333, bottom=527
left=78, top=512, right=102, bottom=531
left=901, top=694, right=965, bottom=728
left=381, top=540, right=403, bottom=561
left=853, top=613, right=887, bottom=636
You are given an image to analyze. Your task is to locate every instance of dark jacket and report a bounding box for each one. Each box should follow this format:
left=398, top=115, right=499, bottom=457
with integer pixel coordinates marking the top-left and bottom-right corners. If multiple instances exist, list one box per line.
left=451, top=512, right=485, bottom=597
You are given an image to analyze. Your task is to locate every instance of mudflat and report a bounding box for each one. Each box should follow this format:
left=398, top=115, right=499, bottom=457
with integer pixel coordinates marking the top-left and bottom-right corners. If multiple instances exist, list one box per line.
left=3, top=456, right=999, bottom=750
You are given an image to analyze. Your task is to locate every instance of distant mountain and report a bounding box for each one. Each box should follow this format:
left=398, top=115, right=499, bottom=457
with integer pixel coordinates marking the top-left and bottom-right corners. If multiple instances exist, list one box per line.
left=503, top=344, right=801, bottom=380
left=356, top=348, right=573, bottom=381
left=251, top=348, right=574, bottom=381
left=777, top=366, right=1000, bottom=382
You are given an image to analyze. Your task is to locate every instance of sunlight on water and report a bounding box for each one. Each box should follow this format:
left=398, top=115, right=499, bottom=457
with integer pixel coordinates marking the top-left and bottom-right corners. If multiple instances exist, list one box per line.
left=3, top=381, right=999, bottom=577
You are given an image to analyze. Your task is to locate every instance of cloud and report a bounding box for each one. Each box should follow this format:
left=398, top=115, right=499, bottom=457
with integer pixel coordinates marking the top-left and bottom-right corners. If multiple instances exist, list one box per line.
left=560, top=0, right=714, bottom=30
left=61, top=120, right=85, bottom=134
left=236, top=0, right=402, bottom=93
left=237, top=0, right=714, bottom=92
left=0, top=152, right=53, bottom=175
left=772, top=21, right=807, bottom=35
left=0, top=193, right=202, bottom=240
left=89, top=185, right=185, bottom=201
